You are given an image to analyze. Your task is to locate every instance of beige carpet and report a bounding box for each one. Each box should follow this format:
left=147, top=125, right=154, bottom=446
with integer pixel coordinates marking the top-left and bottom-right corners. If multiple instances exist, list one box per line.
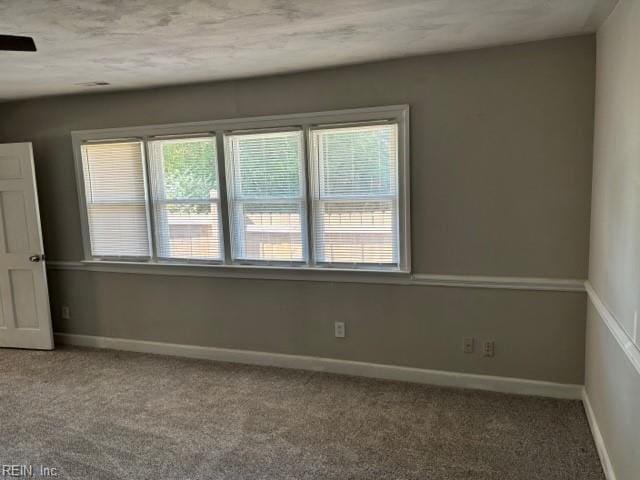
left=0, top=346, right=603, bottom=479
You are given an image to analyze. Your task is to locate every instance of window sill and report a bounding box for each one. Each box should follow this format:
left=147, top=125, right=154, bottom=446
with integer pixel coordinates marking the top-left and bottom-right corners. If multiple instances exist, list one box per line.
left=48, top=259, right=412, bottom=285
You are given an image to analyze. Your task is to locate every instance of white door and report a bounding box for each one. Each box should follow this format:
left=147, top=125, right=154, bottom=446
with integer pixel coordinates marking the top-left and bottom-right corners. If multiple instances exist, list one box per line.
left=0, top=143, right=53, bottom=350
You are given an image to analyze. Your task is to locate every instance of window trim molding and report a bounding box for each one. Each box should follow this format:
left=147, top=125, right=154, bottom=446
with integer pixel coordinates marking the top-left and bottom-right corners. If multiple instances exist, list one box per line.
left=71, top=105, right=411, bottom=273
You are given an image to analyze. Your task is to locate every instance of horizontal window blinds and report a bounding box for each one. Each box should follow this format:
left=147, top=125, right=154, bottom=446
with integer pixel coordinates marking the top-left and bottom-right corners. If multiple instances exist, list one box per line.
left=148, top=137, right=222, bottom=261
left=225, top=130, right=306, bottom=262
left=310, top=124, right=399, bottom=266
left=76, top=108, right=406, bottom=271
left=81, top=141, right=151, bottom=258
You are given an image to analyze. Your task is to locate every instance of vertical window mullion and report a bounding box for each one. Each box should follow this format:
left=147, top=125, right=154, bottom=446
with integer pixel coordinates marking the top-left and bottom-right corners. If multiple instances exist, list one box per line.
left=302, top=126, right=314, bottom=266
left=309, top=129, right=325, bottom=263
left=141, top=136, right=158, bottom=262
left=216, top=131, right=233, bottom=265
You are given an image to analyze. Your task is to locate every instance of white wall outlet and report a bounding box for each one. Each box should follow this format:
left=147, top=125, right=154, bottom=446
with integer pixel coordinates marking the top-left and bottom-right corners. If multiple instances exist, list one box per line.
left=334, top=321, right=346, bottom=338
left=482, top=341, right=495, bottom=357
left=61, top=306, right=71, bottom=320
left=463, top=337, right=474, bottom=353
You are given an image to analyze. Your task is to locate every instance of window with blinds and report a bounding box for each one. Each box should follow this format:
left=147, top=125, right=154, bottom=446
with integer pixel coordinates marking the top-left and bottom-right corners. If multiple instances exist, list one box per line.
left=310, top=124, right=398, bottom=266
left=75, top=106, right=408, bottom=272
left=80, top=141, right=151, bottom=258
left=225, top=130, right=306, bottom=263
left=148, top=137, right=222, bottom=261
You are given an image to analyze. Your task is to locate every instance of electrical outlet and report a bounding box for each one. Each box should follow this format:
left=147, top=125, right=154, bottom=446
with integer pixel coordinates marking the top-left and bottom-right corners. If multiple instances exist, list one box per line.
left=334, top=322, right=346, bottom=338
left=483, top=341, right=495, bottom=357
left=463, top=337, right=474, bottom=353
left=61, top=306, right=71, bottom=320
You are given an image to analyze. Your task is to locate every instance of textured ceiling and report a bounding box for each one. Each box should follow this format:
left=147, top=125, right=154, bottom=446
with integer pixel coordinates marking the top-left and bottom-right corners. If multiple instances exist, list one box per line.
left=0, top=0, right=617, bottom=101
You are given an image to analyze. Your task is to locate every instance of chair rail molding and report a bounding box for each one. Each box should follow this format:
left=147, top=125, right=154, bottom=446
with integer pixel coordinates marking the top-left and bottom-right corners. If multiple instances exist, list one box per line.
left=585, top=281, right=640, bottom=375
left=46, top=260, right=586, bottom=291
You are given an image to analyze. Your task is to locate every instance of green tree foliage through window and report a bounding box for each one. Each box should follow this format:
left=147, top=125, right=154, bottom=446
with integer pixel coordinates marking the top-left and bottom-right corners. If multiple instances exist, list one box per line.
left=161, top=140, right=218, bottom=200
left=319, top=126, right=395, bottom=197
left=232, top=132, right=302, bottom=198
left=156, top=138, right=218, bottom=215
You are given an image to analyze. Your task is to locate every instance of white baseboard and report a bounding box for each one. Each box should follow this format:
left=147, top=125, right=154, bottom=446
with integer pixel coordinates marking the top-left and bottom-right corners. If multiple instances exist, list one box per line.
left=582, top=389, right=617, bottom=480
left=54, top=332, right=582, bottom=400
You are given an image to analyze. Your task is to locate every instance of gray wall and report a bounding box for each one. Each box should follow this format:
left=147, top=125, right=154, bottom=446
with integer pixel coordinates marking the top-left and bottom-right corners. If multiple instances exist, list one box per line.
left=587, top=0, right=640, bottom=477
left=0, top=35, right=595, bottom=383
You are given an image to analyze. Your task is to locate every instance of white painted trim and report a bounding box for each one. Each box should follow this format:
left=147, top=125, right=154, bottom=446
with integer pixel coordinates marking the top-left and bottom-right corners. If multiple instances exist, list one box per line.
left=45, top=260, right=586, bottom=292
left=47, top=260, right=414, bottom=285
left=411, top=274, right=586, bottom=291
left=582, top=389, right=617, bottom=480
left=54, top=332, right=583, bottom=399
left=70, top=105, right=410, bottom=140
left=71, top=105, right=412, bottom=273
left=585, top=281, right=640, bottom=375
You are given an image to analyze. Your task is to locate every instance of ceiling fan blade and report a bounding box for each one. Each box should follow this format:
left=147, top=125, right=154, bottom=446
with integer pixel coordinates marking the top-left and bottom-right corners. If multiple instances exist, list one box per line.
left=0, top=35, right=36, bottom=52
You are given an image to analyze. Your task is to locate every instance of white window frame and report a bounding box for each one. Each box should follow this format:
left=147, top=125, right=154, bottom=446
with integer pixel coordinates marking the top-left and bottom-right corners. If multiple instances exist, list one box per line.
left=146, top=134, right=224, bottom=263
left=224, top=128, right=309, bottom=266
left=71, top=105, right=411, bottom=275
left=79, top=138, right=154, bottom=261
left=309, top=122, right=401, bottom=268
